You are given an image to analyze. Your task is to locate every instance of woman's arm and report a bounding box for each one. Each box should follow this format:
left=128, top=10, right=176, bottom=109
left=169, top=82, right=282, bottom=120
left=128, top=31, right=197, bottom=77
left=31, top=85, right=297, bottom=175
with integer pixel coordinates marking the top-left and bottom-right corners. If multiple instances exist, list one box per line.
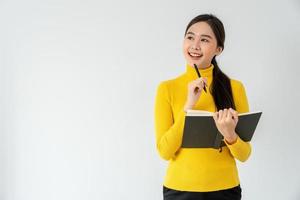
left=154, top=82, right=185, bottom=161
left=225, top=82, right=252, bottom=162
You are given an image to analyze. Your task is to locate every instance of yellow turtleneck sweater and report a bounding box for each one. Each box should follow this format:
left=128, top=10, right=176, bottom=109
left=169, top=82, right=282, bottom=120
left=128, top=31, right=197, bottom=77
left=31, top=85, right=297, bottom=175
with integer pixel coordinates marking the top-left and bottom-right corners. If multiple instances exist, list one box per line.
left=154, top=64, right=251, bottom=192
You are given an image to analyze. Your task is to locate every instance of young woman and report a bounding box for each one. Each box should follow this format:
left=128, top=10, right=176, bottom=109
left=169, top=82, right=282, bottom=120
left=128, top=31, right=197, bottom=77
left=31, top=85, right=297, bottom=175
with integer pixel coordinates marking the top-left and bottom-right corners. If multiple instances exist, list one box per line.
left=154, top=14, right=251, bottom=200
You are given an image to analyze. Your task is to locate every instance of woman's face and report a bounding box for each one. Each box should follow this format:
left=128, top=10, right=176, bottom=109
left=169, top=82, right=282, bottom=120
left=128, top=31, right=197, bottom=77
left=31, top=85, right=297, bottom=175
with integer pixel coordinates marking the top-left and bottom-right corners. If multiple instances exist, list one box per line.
left=183, top=21, right=222, bottom=68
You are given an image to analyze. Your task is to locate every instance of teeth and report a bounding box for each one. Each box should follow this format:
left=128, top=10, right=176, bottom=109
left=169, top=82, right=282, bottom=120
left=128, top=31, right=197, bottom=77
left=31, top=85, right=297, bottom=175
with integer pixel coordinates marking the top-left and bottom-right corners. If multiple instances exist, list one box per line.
left=189, top=52, right=201, bottom=57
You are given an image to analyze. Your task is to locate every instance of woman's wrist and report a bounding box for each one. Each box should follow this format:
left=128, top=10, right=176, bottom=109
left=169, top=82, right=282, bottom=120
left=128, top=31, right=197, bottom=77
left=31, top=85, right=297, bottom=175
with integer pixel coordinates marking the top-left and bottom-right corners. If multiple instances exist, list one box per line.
left=183, top=101, right=195, bottom=112
left=224, top=132, right=238, bottom=145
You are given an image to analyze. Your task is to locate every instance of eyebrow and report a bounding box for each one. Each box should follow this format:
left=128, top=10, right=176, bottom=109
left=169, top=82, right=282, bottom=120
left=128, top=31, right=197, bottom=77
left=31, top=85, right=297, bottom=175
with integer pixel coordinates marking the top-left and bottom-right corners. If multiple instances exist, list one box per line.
left=186, top=31, right=195, bottom=35
left=186, top=32, right=212, bottom=39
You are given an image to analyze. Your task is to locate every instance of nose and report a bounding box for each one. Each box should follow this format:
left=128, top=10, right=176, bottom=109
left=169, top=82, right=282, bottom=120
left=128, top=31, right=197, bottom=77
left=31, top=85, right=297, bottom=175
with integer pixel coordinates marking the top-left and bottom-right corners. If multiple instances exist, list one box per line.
left=191, top=37, right=201, bottom=50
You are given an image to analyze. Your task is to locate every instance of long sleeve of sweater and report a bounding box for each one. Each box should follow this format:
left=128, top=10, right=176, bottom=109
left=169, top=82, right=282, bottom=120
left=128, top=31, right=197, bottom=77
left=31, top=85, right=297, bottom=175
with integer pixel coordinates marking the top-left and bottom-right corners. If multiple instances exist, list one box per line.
left=154, top=82, right=185, bottom=160
left=224, top=82, right=252, bottom=162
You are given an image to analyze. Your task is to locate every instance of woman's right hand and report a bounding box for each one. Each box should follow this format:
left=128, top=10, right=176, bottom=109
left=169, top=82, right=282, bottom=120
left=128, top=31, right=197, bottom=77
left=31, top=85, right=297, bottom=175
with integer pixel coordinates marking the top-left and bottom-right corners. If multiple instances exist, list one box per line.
left=184, top=77, right=208, bottom=111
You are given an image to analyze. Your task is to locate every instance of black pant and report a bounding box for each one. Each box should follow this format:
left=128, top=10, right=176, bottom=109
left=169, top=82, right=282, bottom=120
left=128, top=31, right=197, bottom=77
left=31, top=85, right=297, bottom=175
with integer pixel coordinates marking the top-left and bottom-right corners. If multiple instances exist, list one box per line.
left=163, top=185, right=242, bottom=200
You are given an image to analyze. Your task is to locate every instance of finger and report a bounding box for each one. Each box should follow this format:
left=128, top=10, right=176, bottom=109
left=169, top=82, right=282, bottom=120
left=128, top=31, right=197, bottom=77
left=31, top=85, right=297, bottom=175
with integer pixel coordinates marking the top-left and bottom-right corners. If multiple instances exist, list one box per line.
left=227, top=109, right=232, bottom=120
left=230, top=108, right=238, bottom=123
left=194, top=87, right=199, bottom=94
left=229, top=108, right=235, bottom=117
left=227, top=110, right=233, bottom=121
left=194, top=83, right=202, bottom=93
left=202, top=77, right=208, bottom=86
left=199, top=80, right=205, bottom=88
left=218, top=110, right=223, bottom=121
left=195, top=81, right=205, bottom=91
left=213, top=112, right=218, bottom=121
left=222, top=109, right=228, bottom=121
left=226, top=108, right=231, bottom=119
left=201, top=80, right=207, bottom=90
left=195, top=78, right=202, bottom=83
left=197, top=78, right=205, bottom=86
left=196, top=78, right=206, bottom=86
left=229, top=108, right=234, bottom=117
left=192, top=82, right=201, bottom=93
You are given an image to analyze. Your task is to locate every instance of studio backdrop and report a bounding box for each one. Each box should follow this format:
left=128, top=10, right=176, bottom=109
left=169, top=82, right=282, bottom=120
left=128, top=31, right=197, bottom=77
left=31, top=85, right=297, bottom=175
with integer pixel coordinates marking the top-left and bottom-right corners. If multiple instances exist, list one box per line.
left=0, top=0, right=299, bottom=199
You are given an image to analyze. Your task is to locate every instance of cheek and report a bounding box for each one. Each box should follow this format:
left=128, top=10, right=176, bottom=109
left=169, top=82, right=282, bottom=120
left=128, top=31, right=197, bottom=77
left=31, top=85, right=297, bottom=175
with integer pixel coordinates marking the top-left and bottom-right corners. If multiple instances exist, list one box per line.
left=202, top=44, right=217, bottom=55
left=183, top=38, right=193, bottom=48
left=182, top=42, right=189, bottom=53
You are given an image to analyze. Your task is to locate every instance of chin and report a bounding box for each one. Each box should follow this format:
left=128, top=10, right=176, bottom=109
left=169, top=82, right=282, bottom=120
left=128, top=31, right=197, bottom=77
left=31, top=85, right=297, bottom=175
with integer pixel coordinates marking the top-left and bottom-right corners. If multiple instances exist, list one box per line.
left=184, top=55, right=205, bottom=67
left=187, top=60, right=204, bottom=67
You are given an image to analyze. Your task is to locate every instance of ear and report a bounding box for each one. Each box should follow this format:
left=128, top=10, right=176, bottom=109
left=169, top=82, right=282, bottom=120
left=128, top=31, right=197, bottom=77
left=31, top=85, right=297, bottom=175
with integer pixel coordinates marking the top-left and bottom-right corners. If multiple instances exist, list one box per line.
left=215, top=46, right=223, bottom=56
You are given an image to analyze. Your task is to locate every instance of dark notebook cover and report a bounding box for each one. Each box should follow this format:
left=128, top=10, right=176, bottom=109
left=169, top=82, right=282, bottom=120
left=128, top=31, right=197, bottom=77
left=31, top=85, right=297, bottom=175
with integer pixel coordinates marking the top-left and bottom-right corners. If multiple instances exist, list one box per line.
left=181, top=110, right=262, bottom=149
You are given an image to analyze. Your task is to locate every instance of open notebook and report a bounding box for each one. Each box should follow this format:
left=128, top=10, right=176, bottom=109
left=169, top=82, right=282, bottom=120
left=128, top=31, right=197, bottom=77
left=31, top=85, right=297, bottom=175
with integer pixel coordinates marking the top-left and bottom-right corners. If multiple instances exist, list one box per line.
left=182, top=110, right=262, bottom=149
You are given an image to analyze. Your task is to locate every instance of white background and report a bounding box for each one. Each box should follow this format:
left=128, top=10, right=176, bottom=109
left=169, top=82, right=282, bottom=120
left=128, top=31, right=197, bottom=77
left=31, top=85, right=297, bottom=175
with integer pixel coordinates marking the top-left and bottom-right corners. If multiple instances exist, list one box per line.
left=1, top=0, right=300, bottom=199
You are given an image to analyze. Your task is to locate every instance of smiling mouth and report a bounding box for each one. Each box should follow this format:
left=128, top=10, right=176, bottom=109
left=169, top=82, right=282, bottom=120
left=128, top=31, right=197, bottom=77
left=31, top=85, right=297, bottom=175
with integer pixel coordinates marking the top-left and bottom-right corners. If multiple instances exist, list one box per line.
left=188, top=52, right=203, bottom=58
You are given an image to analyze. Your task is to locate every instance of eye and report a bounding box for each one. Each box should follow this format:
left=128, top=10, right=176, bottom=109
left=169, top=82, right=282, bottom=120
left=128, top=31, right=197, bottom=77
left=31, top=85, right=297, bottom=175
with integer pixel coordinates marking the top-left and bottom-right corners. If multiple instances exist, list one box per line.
left=186, top=36, right=194, bottom=40
left=201, top=39, right=209, bottom=42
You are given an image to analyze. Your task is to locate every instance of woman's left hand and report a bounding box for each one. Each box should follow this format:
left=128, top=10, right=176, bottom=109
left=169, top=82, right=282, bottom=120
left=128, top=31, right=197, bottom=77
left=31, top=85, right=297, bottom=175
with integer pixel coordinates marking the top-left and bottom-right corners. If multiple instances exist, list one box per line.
left=213, top=108, right=239, bottom=144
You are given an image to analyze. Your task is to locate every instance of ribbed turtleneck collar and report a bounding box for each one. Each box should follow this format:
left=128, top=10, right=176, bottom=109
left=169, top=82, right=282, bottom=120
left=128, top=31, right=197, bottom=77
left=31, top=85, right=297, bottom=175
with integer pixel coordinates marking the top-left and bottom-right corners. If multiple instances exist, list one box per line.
left=184, top=63, right=214, bottom=80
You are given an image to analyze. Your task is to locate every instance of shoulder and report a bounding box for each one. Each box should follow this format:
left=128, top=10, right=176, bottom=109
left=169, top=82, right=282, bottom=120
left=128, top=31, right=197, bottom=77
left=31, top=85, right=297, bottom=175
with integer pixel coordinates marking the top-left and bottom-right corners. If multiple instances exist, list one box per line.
left=230, top=78, right=246, bottom=92
left=230, top=78, right=249, bottom=112
left=157, top=73, right=185, bottom=91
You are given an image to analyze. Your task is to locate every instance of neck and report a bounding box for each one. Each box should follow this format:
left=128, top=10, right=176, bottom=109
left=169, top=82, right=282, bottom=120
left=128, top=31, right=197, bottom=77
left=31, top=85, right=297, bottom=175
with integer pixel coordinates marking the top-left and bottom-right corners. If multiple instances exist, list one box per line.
left=185, top=63, right=214, bottom=80
left=193, top=63, right=212, bottom=70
